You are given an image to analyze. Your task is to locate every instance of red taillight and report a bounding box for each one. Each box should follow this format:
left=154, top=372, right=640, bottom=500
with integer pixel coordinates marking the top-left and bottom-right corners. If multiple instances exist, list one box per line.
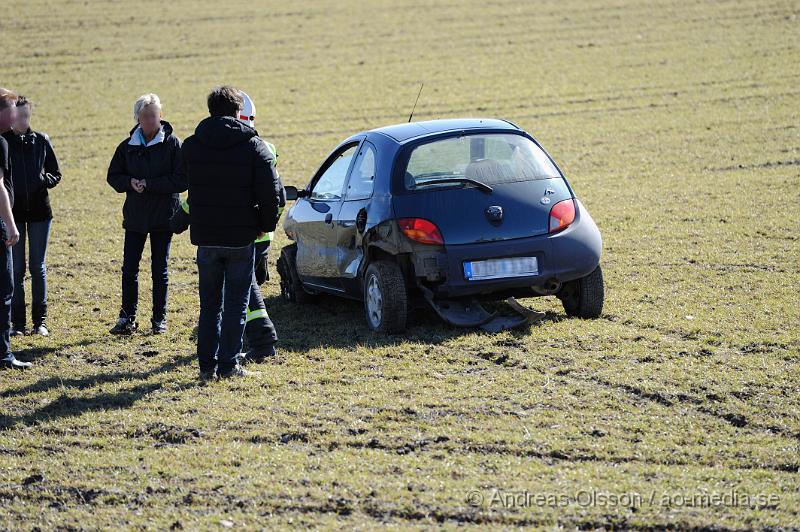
left=548, top=199, right=576, bottom=233
left=398, top=218, right=444, bottom=245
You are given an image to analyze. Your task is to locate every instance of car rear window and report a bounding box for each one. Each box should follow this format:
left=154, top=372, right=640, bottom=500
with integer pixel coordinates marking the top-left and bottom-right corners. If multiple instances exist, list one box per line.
left=404, top=133, right=561, bottom=190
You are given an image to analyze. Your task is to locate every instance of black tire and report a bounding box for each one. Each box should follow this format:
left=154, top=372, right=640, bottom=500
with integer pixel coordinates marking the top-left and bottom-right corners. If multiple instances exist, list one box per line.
left=559, top=265, right=604, bottom=318
left=277, top=245, right=315, bottom=304
left=363, top=260, right=408, bottom=333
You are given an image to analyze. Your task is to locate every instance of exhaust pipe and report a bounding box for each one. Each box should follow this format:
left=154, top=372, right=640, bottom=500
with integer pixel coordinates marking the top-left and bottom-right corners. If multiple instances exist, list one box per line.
left=531, top=278, right=561, bottom=295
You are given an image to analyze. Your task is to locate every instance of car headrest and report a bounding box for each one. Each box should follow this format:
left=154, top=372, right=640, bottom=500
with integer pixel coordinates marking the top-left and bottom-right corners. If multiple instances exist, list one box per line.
left=465, top=159, right=506, bottom=182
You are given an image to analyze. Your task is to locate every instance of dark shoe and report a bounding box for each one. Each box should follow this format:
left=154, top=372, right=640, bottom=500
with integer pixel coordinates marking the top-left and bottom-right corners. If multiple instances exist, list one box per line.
left=10, top=327, right=27, bottom=337
left=32, top=323, right=49, bottom=337
left=110, top=316, right=138, bottom=335
left=218, top=365, right=257, bottom=379
left=151, top=319, right=167, bottom=335
left=199, top=369, right=217, bottom=381
left=244, top=344, right=277, bottom=364
left=1, top=354, right=32, bottom=369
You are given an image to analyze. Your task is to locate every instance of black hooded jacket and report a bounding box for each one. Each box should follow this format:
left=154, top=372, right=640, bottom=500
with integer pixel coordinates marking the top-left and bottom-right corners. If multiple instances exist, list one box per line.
left=180, top=116, right=281, bottom=247
left=1, top=129, right=61, bottom=222
left=107, top=120, right=185, bottom=233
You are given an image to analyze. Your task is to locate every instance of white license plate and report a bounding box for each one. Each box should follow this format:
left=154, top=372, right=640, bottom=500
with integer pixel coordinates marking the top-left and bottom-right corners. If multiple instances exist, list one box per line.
left=463, top=256, right=539, bottom=281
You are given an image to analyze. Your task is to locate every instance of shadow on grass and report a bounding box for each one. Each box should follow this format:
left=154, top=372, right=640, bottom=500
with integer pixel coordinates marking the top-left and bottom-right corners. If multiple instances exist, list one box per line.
left=263, top=293, right=556, bottom=353
left=1, top=294, right=557, bottom=428
left=12, top=337, right=98, bottom=364
left=0, top=354, right=197, bottom=429
left=2, top=352, right=195, bottom=399
left=266, top=293, right=465, bottom=351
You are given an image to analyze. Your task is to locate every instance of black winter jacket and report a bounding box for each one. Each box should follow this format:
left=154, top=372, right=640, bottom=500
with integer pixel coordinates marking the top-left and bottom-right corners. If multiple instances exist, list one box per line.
left=1, top=129, right=61, bottom=222
left=180, top=116, right=281, bottom=247
left=0, top=136, right=12, bottom=241
left=107, top=120, right=186, bottom=233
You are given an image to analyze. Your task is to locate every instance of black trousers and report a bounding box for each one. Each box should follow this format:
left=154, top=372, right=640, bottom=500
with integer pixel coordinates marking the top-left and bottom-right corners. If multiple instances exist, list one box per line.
left=120, top=230, right=172, bottom=322
left=244, top=241, right=278, bottom=352
left=0, top=234, right=13, bottom=360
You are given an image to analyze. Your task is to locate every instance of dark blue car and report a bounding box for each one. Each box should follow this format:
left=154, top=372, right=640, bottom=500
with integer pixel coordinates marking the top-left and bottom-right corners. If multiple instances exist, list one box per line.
left=277, top=118, right=603, bottom=333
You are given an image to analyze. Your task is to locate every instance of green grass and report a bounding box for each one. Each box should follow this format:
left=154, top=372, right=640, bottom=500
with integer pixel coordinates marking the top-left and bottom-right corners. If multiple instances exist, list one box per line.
left=1, top=0, right=798, bottom=529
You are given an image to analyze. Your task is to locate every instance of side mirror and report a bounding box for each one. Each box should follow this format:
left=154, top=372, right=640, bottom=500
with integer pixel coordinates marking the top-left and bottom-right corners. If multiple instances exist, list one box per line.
left=284, top=186, right=308, bottom=201
left=356, top=208, right=368, bottom=233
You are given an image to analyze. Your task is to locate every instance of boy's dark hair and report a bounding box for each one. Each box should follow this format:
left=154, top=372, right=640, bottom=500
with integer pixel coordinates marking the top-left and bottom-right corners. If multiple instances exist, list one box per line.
left=207, top=86, right=243, bottom=117
left=16, top=95, right=32, bottom=109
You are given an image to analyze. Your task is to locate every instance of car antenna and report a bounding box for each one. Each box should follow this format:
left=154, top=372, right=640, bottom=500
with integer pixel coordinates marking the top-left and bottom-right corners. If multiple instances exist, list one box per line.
left=408, top=83, right=424, bottom=123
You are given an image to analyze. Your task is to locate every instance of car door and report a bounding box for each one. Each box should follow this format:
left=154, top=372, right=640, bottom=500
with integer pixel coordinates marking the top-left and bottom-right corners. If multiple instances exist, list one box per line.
left=336, top=140, right=377, bottom=293
left=294, top=142, right=360, bottom=290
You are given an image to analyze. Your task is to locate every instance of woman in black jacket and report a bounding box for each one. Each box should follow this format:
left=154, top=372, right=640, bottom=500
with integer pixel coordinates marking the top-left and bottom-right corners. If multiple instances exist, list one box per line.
left=107, top=93, right=185, bottom=335
left=3, top=95, right=61, bottom=337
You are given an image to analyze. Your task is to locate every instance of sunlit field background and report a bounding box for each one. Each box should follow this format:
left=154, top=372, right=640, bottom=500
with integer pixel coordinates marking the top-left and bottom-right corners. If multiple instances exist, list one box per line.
left=1, top=0, right=798, bottom=528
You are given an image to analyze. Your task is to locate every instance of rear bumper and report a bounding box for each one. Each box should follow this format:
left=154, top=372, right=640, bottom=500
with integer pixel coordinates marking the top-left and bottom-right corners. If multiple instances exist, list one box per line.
left=415, top=199, right=602, bottom=298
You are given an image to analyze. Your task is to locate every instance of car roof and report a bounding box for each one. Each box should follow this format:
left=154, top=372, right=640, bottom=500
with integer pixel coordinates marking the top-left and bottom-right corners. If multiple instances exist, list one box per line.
left=368, top=118, right=521, bottom=143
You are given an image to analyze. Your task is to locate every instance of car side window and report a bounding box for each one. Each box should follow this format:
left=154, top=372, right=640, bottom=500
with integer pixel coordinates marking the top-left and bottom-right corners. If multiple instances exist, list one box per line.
left=310, top=144, right=358, bottom=201
left=344, top=142, right=377, bottom=201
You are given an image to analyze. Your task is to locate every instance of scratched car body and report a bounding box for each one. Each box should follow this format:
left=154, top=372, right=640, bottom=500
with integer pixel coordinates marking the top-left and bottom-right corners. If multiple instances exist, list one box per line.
left=277, top=118, right=604, bottom=333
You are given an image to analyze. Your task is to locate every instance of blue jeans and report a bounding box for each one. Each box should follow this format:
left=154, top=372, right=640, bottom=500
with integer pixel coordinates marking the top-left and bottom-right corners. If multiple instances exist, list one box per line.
left=12, top=220, right=51, bottom=327
left=121, top=230, right=172, bottom=322
left=0, top=235, right=12, bottom=360
left=196, top=244, right=254, bottom=374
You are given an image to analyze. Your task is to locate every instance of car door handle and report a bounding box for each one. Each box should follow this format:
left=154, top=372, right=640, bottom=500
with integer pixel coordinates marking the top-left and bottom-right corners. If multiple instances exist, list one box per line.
left=324, top=213, right=333, bottom=225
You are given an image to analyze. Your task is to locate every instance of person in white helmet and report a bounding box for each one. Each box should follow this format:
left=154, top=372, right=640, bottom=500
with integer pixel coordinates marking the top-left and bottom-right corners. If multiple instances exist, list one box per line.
left=171, top=90, right=284, bottom=365
left=237, top=90, right=284, bottom=362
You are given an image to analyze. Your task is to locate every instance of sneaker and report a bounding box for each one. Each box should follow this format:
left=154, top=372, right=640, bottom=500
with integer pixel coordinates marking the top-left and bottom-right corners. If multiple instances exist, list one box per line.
left=199, top=369, right=217, bottom=381
left=10, top=327, right=26, bottom=337
left=32, top=324, right=49, bottom=337
left=1, top=354, right=32, bottom=370
left=218, top=365, right=257, bottom=379
left=110, top=316, right=138, bottom=335
left=151, top=319, right=167, bottom=335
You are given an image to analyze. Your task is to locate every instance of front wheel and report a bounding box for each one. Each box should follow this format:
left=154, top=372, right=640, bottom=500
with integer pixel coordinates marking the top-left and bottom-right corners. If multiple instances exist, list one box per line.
left=363, top=261, right=408, bottom=333
left=559, top=265, right=604, bottom=318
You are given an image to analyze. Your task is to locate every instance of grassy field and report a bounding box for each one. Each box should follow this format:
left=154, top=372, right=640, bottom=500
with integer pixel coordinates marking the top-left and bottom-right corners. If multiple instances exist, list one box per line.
left=1, top=0, right=799, bottom=529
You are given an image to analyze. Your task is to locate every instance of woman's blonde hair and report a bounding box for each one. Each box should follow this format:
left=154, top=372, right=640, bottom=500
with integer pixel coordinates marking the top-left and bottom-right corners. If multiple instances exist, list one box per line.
left=0, top=87, right=17, bottom=110
left=133, top=93, right=161, bottom=122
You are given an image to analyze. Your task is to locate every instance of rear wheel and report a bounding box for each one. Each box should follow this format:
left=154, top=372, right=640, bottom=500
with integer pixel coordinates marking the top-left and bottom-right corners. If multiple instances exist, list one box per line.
left=277, top=244, right=315, bottom=304
left=559, top=265, right=604, bottom=318
left=363, top=261, right=408, bottom=333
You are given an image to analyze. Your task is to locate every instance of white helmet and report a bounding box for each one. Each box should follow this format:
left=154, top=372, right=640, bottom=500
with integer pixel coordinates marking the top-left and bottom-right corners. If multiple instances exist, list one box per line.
left=238, top=90, right=256, bottom=127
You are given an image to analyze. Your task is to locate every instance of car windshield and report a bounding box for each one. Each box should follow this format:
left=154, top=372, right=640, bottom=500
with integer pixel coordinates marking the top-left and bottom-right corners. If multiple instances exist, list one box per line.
left=404, top=133, right=560, bottom=190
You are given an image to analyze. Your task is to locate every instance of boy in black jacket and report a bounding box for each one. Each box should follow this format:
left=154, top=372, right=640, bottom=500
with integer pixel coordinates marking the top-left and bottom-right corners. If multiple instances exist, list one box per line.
left=180, top=86, right=281, bottom=379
